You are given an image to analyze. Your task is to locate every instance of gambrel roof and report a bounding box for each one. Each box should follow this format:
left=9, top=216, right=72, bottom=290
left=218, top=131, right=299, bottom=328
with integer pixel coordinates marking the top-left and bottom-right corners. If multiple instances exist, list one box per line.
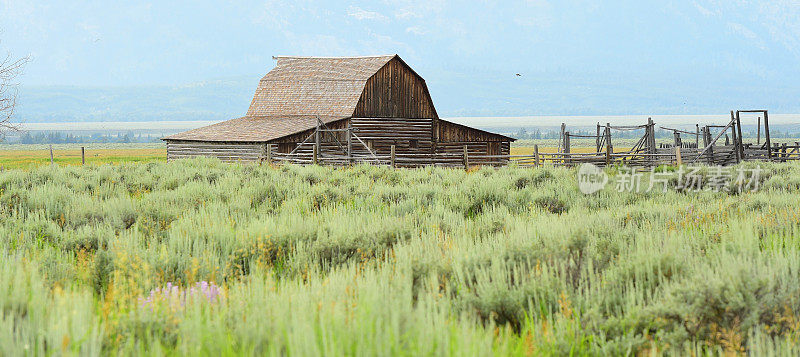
left=164, top=55, right=397, bottom=142
left=163, top=55, right=513, bottom=143
left=246, top=55, right=396, bottom=117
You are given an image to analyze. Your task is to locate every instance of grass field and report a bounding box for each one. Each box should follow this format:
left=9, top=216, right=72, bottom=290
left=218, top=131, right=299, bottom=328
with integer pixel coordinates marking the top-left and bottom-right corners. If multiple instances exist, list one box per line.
left=2, top=158, right=800, bottom=355
left=0, top=143, right=621, bottom=169
left=2, top=137, right=797, bottom=169
left=0, top=144, right=166, bottom=169
left=510, top=146, right=625, bottom=155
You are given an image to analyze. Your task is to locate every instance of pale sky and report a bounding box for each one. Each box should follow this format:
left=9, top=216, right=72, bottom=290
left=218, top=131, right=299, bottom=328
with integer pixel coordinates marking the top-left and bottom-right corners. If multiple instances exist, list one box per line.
left=2, top=0, right=800, bottom=116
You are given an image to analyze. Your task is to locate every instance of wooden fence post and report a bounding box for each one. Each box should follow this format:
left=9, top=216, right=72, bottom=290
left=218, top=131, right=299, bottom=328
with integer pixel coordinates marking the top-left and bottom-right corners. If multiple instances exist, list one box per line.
left=696, top=124, right=700, bottom=149
left=266, top=144, right=273, bottom=165
left=757, top=117, right=761, bottom=145
left=701, top=127, right=708, bottom=147
left=764, top=111, right=772, bottom=160
left=563, top=132, right=571, bottom=166
left=81, top=147, right=85, bottom=166
left=605, top=143, right=612, bottom=166
left=735, top=110, right=744, bottom=161
left=647, top=117, right=655, bottom=166
left=596, top=123, right=601, bottom=152
left=312, top=144, right=318, bottom=165
left=463, top=145, right=470, bottom=170
left=50, top=145, right=54, bottom=166
left=347, top=121, right=353, bottom=165
left=315, top=121, right=321, bottom=150
left=533, top=144, right=540, bottom=167
left=675, top=146, right=682, bottom=166
left=390, top=145, right=396, bottom=168
left=782, top=143, right=788, bottom=163
left=259, top=144, right=266, bottom=165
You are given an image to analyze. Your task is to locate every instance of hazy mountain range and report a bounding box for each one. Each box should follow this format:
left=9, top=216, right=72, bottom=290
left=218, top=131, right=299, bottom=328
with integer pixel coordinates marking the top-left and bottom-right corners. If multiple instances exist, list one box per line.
left=4, top=2, right=800, bottom=123
left=14, top=69, right=800, bottom=124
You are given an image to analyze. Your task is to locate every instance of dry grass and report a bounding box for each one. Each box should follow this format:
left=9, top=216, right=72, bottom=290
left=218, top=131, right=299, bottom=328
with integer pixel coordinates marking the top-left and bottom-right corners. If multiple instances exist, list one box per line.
left=511, top=146, right=632, bottom=155
left=2, top=146, right=626, bottom=169
left=0, top=148, right=165, bottom=169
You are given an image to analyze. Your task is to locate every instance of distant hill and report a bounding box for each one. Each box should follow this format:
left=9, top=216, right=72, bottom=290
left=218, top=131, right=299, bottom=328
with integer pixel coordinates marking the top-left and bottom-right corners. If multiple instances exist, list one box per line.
left=13, top=70, right=800, bottom=123
left=16, top=77, right=258, bottom=123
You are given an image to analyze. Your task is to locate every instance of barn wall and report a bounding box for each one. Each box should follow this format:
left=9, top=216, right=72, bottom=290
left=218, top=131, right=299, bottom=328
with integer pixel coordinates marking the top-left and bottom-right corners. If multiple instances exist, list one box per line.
left=433, top=142, right=508, bottom=165
left=268, top=119, right=349, bottom=154
left=266, top=118, right=435, bottom=156
left=257, top=116, right=511, bottom=165
left=166, top=140, right=265, bottom=162
left=353, top=58, right=437, bottom=119
left=350, top=117, right=434, bottom=155
left=434, top=142, right=509, bottom=156
left=437, top=120, right=510, bottom=142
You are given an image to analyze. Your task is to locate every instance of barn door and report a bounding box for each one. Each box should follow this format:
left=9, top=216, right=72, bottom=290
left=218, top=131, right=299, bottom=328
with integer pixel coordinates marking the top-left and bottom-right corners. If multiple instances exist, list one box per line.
left=488, top=142, right=500, bottom=155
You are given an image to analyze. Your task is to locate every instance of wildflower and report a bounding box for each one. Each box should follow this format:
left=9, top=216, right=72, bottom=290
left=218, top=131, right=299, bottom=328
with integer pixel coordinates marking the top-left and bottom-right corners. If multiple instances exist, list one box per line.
left=139, top=281, right=223, bottom=311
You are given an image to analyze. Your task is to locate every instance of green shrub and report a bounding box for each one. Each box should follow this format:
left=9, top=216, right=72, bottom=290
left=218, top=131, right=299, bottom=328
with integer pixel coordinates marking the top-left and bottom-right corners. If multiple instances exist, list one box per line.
left=0, top=159, right=798, bottom=354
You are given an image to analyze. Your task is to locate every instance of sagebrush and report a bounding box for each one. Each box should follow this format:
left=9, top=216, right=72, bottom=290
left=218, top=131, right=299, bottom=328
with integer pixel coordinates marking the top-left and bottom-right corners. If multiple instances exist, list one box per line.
left=1, top=159, right=800, bottom=355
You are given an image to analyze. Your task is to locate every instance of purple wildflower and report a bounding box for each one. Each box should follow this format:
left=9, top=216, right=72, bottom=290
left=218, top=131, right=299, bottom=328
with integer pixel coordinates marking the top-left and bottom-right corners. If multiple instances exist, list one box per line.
left=139, top=281, right=223, bottom=311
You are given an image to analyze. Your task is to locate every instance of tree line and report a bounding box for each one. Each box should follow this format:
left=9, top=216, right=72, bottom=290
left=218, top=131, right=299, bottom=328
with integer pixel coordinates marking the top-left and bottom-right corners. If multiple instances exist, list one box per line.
left=12, top=131, right=162, bottom=144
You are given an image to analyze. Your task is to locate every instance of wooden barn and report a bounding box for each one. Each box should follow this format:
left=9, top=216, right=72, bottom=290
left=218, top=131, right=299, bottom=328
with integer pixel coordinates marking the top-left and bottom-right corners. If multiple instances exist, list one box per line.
left=162, top=55, right=514, bottom=166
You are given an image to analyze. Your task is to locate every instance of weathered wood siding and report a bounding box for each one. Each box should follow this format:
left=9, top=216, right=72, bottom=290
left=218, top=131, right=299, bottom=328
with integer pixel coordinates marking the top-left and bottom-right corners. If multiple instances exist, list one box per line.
left=353, top=58, right=437, bottom=119
left=273, top=117, right=436, bottom=157
left=350, top=118, right=433, bottom=155
left=434, top=141, right=510, bottom=164
left=437, top=120, right=509, bottom=143
left=435, top=120, right=512, bottom=163
left=166, top=140, right=264, bottom=162
left=268, top=119, right=349, bottom=154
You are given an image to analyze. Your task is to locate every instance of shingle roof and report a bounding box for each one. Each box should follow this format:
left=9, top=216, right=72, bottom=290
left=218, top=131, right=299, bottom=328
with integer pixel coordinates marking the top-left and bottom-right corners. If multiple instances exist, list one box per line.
left=162, top=115, right=347, bottom=142
left=246, top=55, right=396, bottom=117
left=164, top=56, right=398, bottom=143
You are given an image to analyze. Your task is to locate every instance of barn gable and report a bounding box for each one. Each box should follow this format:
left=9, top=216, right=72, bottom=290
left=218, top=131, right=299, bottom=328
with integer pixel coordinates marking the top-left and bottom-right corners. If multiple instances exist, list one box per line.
left=353, top=57, right=438, bottom=119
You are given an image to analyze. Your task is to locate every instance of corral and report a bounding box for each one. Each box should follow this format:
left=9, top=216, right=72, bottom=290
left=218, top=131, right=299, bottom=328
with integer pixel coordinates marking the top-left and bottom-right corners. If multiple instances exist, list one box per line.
left=529, top=110, right=800, bottom=168
left=166, top=106, right=799, bottom=169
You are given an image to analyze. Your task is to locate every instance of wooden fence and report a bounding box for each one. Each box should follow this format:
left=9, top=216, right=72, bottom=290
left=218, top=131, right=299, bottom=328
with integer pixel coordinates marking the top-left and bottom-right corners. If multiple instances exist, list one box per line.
left=175, top=109, right=800, bottom=169
left=262, top=140, right=800, bottom=170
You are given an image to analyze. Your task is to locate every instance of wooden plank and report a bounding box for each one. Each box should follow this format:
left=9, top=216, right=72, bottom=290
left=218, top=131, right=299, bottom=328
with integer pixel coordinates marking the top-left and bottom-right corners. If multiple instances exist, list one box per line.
left=735, top=111, right=744, bottom=160
left=390, top=145, right=396, bottom=168
left=764, top=111, right=772, bottom=159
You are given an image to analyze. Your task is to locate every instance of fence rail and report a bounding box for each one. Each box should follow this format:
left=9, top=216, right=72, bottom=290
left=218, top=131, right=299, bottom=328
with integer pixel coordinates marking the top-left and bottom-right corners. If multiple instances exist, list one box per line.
left=259, top=142, right=800, bottom=170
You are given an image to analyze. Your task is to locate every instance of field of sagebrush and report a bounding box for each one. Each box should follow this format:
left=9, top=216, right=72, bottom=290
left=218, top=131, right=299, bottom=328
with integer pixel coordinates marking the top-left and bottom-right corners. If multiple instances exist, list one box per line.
left=2, top=159, right=800, bottom=355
